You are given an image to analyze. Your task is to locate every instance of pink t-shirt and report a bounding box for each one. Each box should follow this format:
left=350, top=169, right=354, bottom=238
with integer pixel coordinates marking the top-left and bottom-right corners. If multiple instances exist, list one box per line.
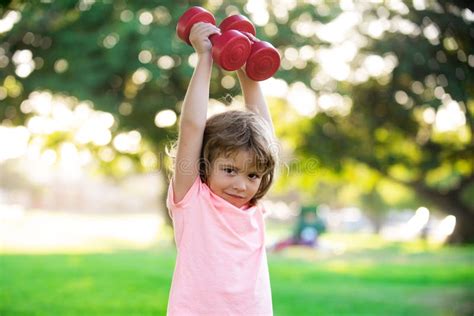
left=166, top=177, right=273, bottom=316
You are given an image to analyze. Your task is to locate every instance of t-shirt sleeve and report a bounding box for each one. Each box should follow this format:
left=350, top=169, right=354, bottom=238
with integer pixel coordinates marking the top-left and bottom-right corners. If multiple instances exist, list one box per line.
left=166, top=176, right=201, bottom=218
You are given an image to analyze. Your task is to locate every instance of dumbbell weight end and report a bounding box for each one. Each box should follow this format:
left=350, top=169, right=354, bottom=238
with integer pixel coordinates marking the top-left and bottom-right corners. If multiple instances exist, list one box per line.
left=242, top=32, right=280, bottom=81
left=210, top=30, right=252, bottom=71
left=176, top=6, right=216, bottom=45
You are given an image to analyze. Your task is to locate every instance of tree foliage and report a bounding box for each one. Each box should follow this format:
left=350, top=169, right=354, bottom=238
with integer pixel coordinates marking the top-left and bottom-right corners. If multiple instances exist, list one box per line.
left=0, top=0, right=472, bottom=242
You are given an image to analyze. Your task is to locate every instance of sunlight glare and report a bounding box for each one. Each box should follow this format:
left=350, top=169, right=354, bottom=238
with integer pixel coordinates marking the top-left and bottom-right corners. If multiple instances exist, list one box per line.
left=29, top=91, right=53, bottom=116
left=403, top=206, right=430, bottom=239
left=314, top=11, right=360, bottom=44
left=291, top=13, right=315, bottom=38
left=435, top=100, right=466, bottom=132
left=132, top=68, right=151, bottom=85
left=188, top=53, right=198, bottom=68
left=340, top=0, right=355, bottom=11
left=394, top=90, right=409, bottom=105
left=113, top=131, right=142, bottom=154
left=26, top=116, right=53, bottom=134
left=288, top=82, right=317, bottom=117
left=318, top=93, right=352, bottom=116
left=391, top=16, right=420, bottom=36
left=413, top=0, right=426, bottom=10
left=138, top=50, right=152, bottom=64
left=140, top=151, right=158, bottom=170
left=154, top=109, right=177, bottom=128
left=139, top=11, right=153, bottom=25
left=462, top=8, right=474, bottom=22
left=438, top=215, right=456, bottom=236
left=245, top=0, right=269, bottom=26
left=0, top=10, right=21, bottom=34
left=52, top=100, right=74, bottom=131
left=387, top=0, right=409, bottom=14
left=12, top=49, right=34, bottom=78
left=260, top=78, right=288, bottom=98
left=74, top=111, right=114, bottom=146
left=221, top=75, right=236, bottom=89
left=154, top=6, right=172, bottom=25
left=423, top=23, right=440, bottom=44
left=366, top=19, right=389, bottom=39
left=120, top=10, right=133, bottom=23
left=41, top=149, right=57, bottom=166
left=207, top=99, right=227, bottom=118
left=0, top=126, right=30, bottom=162
left=431, top=215, right=456, bottom=243
left=59, top=143, right=81, bottom=176
left=363, top=53, right=399, bottom=79
left=317, top=48, right=352, bottom=81
left=157, top=55, right=175, bottom=69
left=422, top=107, right=436, bottom=124
left=98, top=147, right=115, bottom=162
left=103, top=33, right=119, bottom=49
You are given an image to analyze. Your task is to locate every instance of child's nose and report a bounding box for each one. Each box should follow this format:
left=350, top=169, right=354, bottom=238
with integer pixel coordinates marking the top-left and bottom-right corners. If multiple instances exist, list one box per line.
left=233, top=178, right=246, bottom=191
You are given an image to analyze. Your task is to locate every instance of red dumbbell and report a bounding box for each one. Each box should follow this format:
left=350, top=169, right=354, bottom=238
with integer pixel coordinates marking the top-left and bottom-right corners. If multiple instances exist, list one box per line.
left=176, top=7, right=252, bottom=71
left=220, top=15, right=280, bottom=81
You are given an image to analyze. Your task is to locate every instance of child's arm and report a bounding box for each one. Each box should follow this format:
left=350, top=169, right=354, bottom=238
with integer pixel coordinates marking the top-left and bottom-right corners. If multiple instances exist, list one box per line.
left=236, top=69, right=274, bottom=135
left=173, top=22, right=221, bottom=202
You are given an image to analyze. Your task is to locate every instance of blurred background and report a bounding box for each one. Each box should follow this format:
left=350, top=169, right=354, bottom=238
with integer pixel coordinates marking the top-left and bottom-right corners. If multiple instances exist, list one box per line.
left=0, top=0, right=473, bottom=315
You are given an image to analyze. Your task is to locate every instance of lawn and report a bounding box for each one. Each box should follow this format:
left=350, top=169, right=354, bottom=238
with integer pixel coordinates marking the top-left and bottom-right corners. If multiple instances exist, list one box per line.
left=1, top=234, right=473, bottom=315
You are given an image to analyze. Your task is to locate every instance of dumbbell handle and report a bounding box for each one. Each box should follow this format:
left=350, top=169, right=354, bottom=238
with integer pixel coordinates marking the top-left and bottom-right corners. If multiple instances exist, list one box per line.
left=241, top=31, right=259, bottom=43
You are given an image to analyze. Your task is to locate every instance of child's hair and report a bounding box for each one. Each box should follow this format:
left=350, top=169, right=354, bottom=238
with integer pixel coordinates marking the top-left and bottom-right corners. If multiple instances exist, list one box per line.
left=169, top=110, right=277, bottom=206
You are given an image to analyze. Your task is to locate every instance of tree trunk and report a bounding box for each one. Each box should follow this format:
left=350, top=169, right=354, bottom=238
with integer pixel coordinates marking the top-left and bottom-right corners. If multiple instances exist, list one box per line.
left=412, top=182, right=474, bottom=244
left=447, top=208, right=474, bottom=244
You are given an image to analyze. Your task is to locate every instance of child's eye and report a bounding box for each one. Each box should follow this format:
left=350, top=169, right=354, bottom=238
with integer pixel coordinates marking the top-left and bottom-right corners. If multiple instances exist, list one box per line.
left=248, top=173, right=260, bottom=180
left=223, top=167, right=235, bottom=174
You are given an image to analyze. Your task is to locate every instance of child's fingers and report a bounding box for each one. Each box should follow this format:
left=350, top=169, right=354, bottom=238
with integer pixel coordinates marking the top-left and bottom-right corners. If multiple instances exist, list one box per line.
left=191, top=22, right=220, bottom=38
left=202, top=28, right=221, bottom=38
left=192, top=22, right=218, bottom=31
left=189, top=22, right=221, bottom=53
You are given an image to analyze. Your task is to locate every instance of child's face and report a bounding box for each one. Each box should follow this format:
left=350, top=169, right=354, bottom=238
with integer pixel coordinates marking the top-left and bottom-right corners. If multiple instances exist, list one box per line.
left=207, top=150, right=262, bottom=208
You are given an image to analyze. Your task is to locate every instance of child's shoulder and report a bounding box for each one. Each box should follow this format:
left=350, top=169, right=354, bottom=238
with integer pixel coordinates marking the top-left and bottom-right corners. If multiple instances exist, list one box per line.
left=168, top=176, right=206, bottom=209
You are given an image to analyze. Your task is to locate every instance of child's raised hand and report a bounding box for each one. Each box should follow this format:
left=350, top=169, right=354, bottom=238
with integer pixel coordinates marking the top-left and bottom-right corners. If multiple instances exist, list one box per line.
left=189, top=22, right=221, bottom=56
left=236, top=67, right=250, bottom=80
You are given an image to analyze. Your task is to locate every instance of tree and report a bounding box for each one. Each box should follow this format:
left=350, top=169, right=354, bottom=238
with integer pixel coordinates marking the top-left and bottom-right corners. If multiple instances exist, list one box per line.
left=1, top=0, right=473, bottom=242
left=272, top=0, right=473, bottom=242
left=0, top=0, right=251, bottom=225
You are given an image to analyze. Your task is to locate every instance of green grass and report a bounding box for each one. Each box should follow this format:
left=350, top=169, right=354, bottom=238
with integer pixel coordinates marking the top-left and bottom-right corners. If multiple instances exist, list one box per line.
left=1, top=236, right=473, bottom=315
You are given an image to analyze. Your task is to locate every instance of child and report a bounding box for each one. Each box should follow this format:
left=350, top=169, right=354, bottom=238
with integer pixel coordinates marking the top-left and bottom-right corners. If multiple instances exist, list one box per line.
left=166, top=22, right=277, bottom=315
left=270, top=205, right=327, bottom=252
